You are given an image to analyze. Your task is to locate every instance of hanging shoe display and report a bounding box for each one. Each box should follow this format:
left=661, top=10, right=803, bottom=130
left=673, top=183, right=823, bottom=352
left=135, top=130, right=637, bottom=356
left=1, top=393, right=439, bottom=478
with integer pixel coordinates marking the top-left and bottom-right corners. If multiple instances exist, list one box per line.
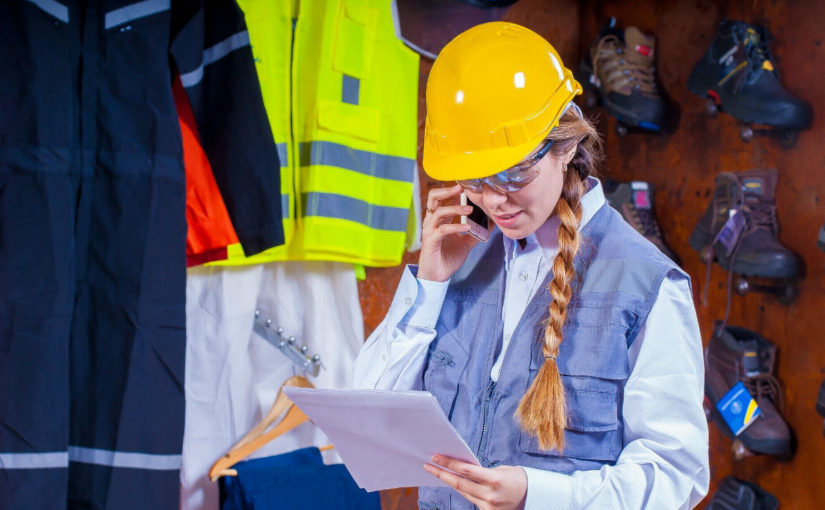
left=689, top=169, right=801, bottom=304
left=581, top=18, right=668, bottom=136
left=707, top=476, right=779, bottom=510
left=603, top=180, right=680, bottom=264
left=704, top=323, right=794, bottom=460
left=687, top=19, right=812, bottom=146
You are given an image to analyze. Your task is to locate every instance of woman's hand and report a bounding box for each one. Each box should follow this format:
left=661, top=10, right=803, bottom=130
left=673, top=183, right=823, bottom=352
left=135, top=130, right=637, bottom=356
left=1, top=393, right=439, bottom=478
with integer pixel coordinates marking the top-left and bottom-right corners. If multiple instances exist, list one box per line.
left=417, top=184, right=480, bottom=282
left=423, top=455, right=527, bottom=510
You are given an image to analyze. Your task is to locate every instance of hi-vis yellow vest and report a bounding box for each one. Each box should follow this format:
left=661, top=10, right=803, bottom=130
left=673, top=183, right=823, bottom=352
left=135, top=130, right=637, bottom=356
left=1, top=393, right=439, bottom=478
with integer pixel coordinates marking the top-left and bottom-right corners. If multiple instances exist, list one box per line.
left=212, top=0, right=419, bottom=267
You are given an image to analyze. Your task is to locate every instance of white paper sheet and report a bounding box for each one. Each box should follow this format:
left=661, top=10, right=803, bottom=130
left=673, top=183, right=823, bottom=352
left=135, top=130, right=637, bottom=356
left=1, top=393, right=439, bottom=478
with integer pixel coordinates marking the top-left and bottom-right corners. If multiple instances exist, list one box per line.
left=282, top=387, right=480, bottom=492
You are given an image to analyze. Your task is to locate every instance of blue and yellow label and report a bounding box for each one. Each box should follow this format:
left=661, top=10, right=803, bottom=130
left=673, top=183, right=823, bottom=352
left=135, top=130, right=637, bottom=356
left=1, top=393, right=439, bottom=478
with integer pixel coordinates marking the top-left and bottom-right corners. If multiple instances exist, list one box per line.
left=717, top=381, right=762, bottom=436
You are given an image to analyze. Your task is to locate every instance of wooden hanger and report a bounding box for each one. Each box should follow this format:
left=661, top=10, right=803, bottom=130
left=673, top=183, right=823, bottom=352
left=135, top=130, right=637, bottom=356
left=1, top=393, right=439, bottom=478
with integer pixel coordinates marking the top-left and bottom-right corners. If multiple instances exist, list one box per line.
left=208, top=375, right=330, bottom=481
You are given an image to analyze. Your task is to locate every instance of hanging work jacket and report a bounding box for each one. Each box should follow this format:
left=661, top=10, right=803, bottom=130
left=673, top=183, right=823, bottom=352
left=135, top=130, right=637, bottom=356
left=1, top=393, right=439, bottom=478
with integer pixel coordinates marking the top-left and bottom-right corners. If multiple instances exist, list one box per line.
left=0, top=1, right=280, bottom=509
left=210, top=0, right=420, bottom=267
left=173, top=77, right=239, bottom=267
left=417, top=204, right=685, bottom=510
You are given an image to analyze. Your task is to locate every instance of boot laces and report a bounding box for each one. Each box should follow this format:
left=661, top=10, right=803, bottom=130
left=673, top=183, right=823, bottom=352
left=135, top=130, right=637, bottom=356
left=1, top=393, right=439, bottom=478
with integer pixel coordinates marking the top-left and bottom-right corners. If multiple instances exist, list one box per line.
left=743, top=195, right=778, bottom=235
left=629, top=206, right=661, bottom=238
left=594, top=35, right=657, bottom=95
left=742, top=372, right=783, bottom=411
left=735, top=25, right=775, bottom=79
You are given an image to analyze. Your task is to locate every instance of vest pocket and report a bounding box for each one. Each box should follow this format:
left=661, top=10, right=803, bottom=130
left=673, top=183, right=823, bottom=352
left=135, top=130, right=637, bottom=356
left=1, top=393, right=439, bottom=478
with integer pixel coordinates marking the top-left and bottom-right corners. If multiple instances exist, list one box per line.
left=422, top=333, right=470, bottom=420
left=517, top=375, right=622, bottom=462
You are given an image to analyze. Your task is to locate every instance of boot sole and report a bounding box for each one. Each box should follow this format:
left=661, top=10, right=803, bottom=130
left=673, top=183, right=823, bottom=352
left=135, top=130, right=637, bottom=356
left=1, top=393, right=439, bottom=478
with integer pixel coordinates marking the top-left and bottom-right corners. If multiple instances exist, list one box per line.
left=687, top=59, right=810, bottom=130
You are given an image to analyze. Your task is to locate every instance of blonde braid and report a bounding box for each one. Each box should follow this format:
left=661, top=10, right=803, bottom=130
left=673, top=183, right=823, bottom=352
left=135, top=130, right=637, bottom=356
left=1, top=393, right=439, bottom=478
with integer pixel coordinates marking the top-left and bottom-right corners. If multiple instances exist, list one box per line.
left=515, top=174, right=585, bottom=451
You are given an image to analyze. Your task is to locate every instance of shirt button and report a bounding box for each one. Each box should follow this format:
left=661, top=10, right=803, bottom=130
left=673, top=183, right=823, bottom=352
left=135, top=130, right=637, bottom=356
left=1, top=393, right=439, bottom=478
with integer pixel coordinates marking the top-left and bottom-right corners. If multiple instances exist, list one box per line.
left=381, top=353, right=387, bottom=361
left=519, top=272, right=528, bottom=281
left=404, top=297, right=412, bottom=305
left=504, top=334, right=511, bottom=342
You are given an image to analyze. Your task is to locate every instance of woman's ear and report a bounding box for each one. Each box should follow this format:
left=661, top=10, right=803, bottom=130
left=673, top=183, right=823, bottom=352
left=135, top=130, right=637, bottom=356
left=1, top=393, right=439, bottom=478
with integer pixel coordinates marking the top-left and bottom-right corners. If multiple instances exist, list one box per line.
left=562, top=144, right=578, bottom=167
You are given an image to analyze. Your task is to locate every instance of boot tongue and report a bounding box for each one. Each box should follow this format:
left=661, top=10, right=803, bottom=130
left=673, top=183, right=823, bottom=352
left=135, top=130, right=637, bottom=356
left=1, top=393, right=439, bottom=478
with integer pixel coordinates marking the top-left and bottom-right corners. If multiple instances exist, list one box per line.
left=624, top=27, right=655, bottom=63
left=739, top=338, right=776, bottom=376
left=740, top=169, right=777, bottom=202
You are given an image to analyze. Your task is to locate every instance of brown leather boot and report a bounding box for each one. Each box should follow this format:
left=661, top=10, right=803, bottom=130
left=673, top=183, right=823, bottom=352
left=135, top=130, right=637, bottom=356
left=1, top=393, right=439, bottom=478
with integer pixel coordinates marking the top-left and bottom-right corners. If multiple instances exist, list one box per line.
left=704, top=322, right=794, bottom=458
left=689, top=169, right=801, bottom=279
left=603, top=180, right=680, bottom=264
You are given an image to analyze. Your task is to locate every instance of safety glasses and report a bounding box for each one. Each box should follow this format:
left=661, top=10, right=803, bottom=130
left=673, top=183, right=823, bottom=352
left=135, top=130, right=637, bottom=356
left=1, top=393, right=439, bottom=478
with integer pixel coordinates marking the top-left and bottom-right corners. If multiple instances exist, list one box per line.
left=456, top=139, right=554, bottom=194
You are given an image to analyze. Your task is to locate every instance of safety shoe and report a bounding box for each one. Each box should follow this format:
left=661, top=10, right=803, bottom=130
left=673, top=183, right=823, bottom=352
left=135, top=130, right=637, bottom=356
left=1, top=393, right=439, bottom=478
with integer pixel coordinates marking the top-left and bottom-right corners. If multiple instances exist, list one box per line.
left=707, top=476, right=779, bottom=510
left=687, top=19, right=812, bottom=131
left=582, top=18, right=666, bottom=132
left=689, top=169, right=800, bottom=279
left=603, top=180, right=679, bottom=264
left=705, top=323, right=793, bottom=458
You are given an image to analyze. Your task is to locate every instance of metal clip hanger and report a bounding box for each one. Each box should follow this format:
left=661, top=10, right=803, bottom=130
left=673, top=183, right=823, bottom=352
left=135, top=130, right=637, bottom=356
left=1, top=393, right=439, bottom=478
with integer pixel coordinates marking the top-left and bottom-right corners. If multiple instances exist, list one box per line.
left=252, top=309, right=322, bottom=377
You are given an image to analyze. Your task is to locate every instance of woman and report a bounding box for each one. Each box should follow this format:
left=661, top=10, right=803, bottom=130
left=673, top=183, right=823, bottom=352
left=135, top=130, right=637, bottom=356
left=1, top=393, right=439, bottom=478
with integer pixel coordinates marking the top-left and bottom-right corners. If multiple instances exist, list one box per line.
left=353, top=22, right=709, bottom=510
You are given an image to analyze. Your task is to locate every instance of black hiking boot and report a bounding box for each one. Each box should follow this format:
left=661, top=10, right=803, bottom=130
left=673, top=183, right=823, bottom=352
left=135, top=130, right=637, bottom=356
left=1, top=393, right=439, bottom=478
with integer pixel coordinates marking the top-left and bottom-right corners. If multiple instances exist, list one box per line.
left=687, top=19, right=812, bottom=144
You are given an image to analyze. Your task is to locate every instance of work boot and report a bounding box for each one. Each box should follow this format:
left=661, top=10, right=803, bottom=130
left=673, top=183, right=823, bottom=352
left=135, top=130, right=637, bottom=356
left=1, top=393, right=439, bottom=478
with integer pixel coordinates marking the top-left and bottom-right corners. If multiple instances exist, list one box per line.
left=708, top=476, right=779, bottom=510
left=687, top=19, right=812, bottom=131
left=689, top=169, right=801, bottom=279
left=581, top=18, right=667, bottom=132
left=704, top=323, right=793, bottom=458
left=603, top=180, right=680, bottom=264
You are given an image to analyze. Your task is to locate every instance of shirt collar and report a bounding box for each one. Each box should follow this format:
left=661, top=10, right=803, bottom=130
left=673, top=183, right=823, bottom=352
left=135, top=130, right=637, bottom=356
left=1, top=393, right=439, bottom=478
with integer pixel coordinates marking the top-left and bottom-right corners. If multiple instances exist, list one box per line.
left=502, top=176, right=606, bottom=269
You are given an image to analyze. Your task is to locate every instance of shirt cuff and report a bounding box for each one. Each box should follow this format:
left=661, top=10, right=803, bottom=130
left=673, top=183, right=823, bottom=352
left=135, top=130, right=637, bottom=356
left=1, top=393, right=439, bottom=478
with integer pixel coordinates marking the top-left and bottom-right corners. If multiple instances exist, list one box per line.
left=396, top=265, right=449, bottom=330
left=522, top=466, right=572, bottom=510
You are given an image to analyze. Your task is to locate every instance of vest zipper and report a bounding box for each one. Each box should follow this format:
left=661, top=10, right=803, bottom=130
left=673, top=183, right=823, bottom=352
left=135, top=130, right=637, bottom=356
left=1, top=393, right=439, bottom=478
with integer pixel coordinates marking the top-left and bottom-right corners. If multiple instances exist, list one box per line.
left=476, top=378, right=497, bottom=464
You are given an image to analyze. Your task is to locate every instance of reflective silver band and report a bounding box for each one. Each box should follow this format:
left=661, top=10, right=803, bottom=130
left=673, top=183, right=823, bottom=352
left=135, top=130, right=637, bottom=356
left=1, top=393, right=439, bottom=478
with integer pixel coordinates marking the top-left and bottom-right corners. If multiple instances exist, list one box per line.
left=276, top=143, right=288, bottom=169
left=104, top=0, right=169, bottom=29
left=26, top=0, right=69, bottom=23
left=342, top=75, right=360, bottom=105
left=181, top=31, right=251, bottom=88
left=299, top=141, right=415, bottom=183
left=0, top=452, right=68, bottom=469
left=282, top=193, right=290, bottom=219
left=303, top=192, right=408, bottom=232
left=68, top=446, right=181, bottom=471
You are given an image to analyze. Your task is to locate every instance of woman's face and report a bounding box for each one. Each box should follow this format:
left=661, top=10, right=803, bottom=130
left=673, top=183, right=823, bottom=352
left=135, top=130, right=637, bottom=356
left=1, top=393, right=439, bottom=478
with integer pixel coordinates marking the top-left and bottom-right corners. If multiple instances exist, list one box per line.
left=464, top=146, right=574, bottom=240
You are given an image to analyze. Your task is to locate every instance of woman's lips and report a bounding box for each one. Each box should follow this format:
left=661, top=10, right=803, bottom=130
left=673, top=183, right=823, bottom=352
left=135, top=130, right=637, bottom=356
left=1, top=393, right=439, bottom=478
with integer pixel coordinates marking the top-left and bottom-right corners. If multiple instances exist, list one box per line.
left=491, top=211, right=522, bottom=227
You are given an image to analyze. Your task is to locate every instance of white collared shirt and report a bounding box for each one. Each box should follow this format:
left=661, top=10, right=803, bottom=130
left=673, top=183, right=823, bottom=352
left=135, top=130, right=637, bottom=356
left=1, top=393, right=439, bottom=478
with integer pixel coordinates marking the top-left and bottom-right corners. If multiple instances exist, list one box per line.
left=352, top=178, right=709, bottom=509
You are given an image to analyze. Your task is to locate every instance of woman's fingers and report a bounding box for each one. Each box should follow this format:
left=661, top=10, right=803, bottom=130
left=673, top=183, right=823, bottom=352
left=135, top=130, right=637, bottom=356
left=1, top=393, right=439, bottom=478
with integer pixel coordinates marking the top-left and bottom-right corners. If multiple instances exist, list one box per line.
left=431, top=456, right=495, bottom=485
left=423, top=204, right=473, bottom=228
left=423, top=463, right=487, bottom=506
left=426, top=183, right=463, bottom=214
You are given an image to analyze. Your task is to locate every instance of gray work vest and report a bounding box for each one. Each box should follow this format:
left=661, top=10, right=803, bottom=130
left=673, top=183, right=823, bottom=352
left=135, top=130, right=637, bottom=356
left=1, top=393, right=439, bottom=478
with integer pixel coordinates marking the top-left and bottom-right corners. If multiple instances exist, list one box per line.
left=418, top=203, right=685, bottom=510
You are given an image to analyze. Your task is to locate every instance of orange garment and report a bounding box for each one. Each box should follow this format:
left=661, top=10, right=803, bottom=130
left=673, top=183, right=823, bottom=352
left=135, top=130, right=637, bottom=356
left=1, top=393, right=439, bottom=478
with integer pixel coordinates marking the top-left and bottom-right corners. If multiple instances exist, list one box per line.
left=173, top=77, right=238, bottom=266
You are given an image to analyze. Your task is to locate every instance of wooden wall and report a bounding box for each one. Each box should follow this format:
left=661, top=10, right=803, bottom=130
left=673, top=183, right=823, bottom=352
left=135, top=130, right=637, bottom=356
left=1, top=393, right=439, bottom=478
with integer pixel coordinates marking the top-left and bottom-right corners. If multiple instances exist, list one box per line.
left=361, top=1, right=825, bottom=507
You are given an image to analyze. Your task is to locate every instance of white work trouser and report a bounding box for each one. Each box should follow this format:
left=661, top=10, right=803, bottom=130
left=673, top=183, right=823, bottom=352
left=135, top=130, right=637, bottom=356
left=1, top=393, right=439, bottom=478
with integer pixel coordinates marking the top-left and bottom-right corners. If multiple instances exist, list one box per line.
left=180, top=261, right=363, bottom=510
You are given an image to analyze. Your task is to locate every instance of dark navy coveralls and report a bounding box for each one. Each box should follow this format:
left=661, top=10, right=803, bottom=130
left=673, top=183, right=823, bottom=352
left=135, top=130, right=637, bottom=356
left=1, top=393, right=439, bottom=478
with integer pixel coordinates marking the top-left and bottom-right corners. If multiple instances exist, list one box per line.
left=0, top=0, right=282, bottom=508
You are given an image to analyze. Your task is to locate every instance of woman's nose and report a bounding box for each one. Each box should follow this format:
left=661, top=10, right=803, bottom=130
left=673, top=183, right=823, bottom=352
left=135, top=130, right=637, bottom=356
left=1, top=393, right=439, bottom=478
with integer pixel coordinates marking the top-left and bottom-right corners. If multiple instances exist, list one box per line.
left=481, top=182, right=507, bottom=208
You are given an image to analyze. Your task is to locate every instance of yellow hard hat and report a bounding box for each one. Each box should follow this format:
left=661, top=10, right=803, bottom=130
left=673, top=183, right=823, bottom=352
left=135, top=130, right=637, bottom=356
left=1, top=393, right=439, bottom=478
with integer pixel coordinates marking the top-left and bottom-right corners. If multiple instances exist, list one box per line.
left=423, top=22, right=582, bottom=181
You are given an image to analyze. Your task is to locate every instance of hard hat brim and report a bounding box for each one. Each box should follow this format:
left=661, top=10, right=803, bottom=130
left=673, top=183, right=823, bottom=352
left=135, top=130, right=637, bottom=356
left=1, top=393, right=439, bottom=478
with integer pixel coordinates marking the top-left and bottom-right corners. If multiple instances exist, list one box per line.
left=423, top=135, right=549, bottom=181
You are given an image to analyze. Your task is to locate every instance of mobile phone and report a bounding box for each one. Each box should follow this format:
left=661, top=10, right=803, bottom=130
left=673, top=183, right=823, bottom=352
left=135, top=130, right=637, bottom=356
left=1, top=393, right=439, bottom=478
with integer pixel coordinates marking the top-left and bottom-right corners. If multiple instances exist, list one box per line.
left=460, top=192, right=490, bottom=242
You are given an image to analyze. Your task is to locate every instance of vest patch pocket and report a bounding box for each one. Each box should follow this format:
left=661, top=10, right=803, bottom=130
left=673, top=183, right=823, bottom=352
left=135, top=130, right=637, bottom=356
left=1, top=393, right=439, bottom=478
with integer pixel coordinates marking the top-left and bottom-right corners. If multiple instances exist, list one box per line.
left=517, top=379, right=621, bottom=462
left=422, top=333, right=470, bottom=420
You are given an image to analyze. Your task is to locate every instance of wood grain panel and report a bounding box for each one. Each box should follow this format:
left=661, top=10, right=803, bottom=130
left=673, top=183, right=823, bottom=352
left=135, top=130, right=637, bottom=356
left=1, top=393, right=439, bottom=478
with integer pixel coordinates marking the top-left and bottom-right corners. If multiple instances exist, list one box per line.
left=362, top=0, right=825, bottom=507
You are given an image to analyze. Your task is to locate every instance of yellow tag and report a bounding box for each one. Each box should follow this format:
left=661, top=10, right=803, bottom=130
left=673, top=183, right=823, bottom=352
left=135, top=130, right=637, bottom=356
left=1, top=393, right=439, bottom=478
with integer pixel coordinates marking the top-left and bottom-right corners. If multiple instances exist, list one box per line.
left=762, top=60, right=774, bottom=71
